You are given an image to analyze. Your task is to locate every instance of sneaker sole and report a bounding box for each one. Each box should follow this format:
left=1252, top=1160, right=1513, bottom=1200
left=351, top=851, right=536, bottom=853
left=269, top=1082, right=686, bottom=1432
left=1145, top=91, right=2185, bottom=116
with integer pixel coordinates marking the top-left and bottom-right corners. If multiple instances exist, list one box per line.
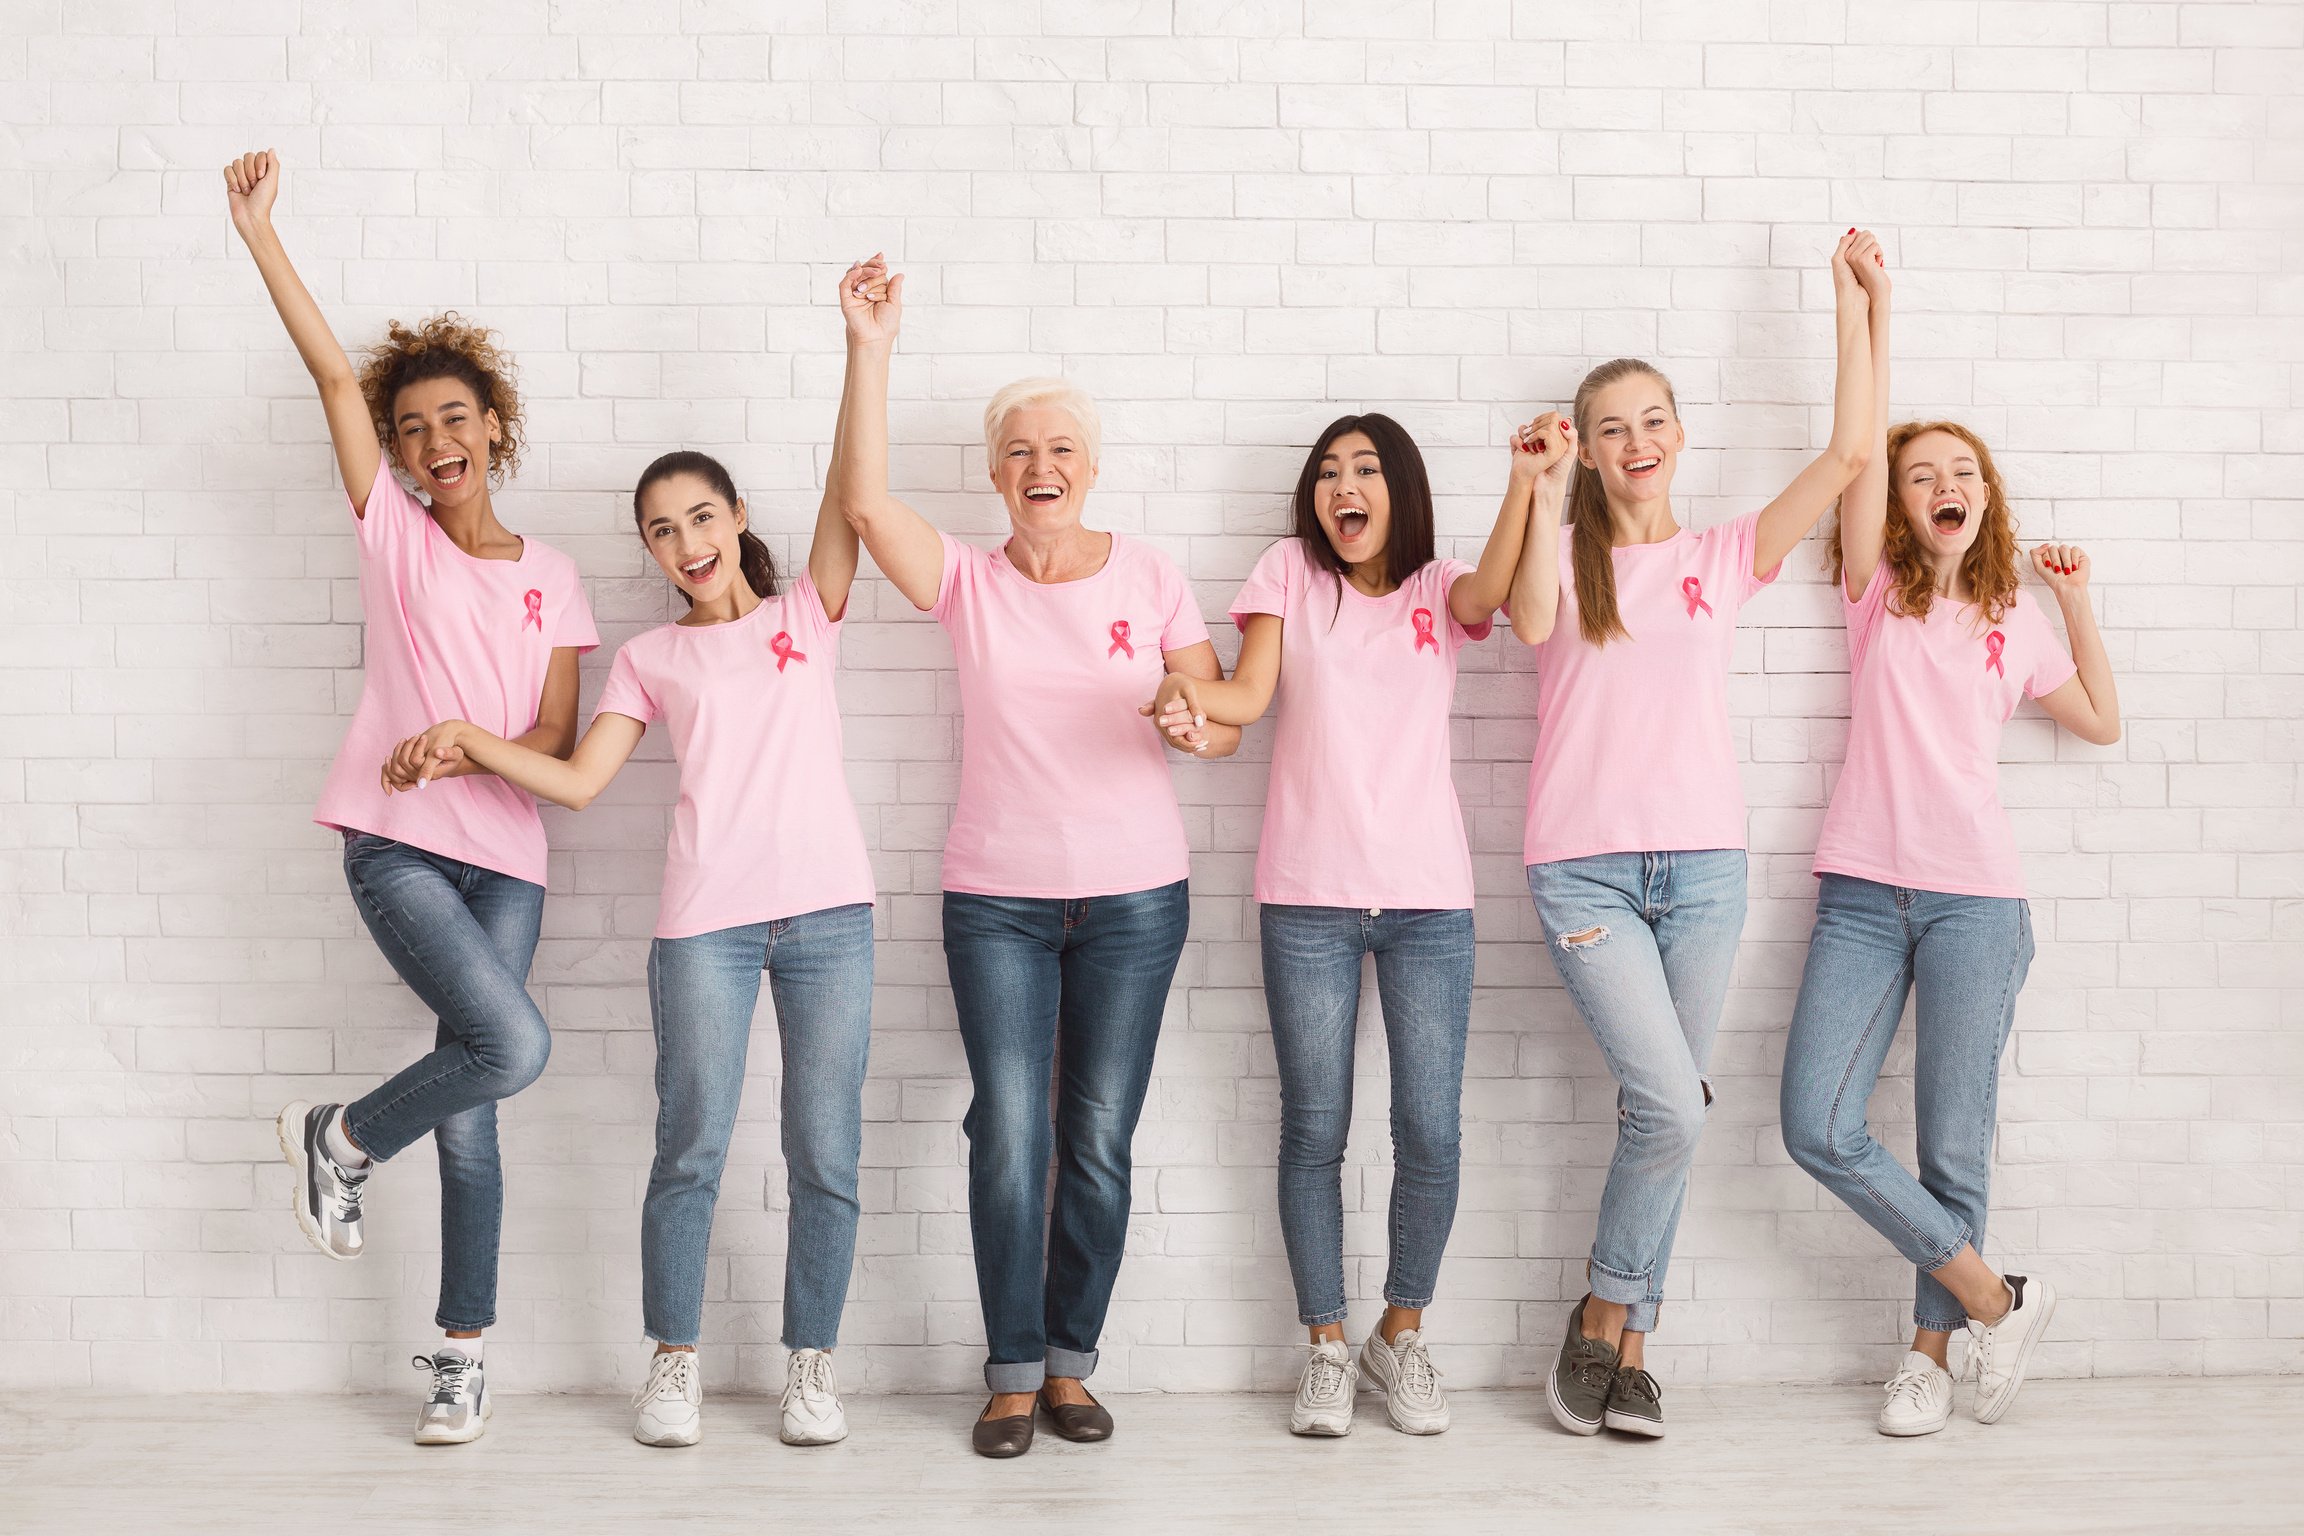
left=416, top=1392, right=494, bottom=1446
left=1545, top=1365, right=1604, bottom=1436
left=1878, top=1413, right=1951, bottom=1438
left=1602, top=1407, right=1665, bottom=1438
left=1973, top=1286, right=2057, bottom=1426
left=779, top=1421, right=847, bottom=1446
left=635, top=1423, right=701, bottom=1448
left=276, top=1103, right=355, bottom=1263
left=1288, top=1413, right=1352, bottom=1437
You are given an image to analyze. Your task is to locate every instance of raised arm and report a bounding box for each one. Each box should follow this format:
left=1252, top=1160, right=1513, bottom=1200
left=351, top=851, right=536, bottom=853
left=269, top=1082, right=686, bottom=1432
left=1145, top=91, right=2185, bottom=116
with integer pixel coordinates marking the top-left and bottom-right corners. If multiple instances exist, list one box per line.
left=1507, top=413, right=1576, bottom=644
left=224, top=151, right=383, bottom=513
left=1752, top=229, right=1880, bottom=580
left=382, top=709, right=646, bottom=811
left=1835, top=239, right=1894, bottom=601
left=2029, top=544, right=2122, bottom=747
left=1450, top=411, right=1558, bottom=625
left=828, top=255, right=945, bottom=611
left=808, top=366, right=862, bottom=620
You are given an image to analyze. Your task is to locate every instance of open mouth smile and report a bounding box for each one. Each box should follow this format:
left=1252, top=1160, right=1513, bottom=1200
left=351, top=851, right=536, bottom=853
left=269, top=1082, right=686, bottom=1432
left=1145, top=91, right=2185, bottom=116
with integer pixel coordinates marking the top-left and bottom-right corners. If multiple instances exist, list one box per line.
left=1023, top=483, right=1064, bottom=504
left=1931, top=497, right=1967, bottom=533
left=1334, top=508, right=1368, bottom=541
left=1623, top=456, right=1661, bottom=481
left=679, top=553, right=720, bottom=585
left=428, top=455, right=471, bottom=488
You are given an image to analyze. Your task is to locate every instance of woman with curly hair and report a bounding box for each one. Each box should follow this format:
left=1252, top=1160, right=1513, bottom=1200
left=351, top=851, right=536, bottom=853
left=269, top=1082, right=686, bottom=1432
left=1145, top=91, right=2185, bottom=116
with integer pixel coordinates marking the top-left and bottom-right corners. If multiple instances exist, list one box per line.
left=224, top=150, right=598, bottom=1445
left=1780, top=252, right=2119, bottom=1438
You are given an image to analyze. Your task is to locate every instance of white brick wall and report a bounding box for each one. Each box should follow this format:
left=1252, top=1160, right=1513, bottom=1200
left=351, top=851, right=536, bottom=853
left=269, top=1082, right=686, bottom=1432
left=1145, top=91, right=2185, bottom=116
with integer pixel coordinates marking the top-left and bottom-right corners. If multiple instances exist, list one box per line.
left=4, top=1, right=2300, bottom=1395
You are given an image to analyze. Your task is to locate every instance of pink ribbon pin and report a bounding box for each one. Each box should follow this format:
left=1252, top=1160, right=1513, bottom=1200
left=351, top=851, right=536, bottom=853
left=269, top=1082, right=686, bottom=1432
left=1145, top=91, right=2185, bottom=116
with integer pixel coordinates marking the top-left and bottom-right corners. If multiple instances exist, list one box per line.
left=1412, top=607, right=1437, bottom=653
left=771, top=631, right=806, bottom=671
left=1682, top=577, right=1712, bottom=619
left=1108, top=619, right=1134, bottom=659
left=522, top=589, right=543, bottom=631
left=1985, top=630, right=2006, bottom=676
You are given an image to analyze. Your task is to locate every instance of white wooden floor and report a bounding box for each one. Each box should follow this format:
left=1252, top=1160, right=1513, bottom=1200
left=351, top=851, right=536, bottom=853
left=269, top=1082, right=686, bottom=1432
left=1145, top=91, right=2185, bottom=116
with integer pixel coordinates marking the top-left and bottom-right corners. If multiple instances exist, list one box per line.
left=8, top=1380, right=2300, bottom=1534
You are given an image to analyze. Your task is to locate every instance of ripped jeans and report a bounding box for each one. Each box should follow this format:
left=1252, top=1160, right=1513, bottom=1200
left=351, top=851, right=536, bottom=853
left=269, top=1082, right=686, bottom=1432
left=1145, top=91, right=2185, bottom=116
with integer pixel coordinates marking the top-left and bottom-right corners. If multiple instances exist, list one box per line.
left=1526, top=851, right=1748, bottom=1333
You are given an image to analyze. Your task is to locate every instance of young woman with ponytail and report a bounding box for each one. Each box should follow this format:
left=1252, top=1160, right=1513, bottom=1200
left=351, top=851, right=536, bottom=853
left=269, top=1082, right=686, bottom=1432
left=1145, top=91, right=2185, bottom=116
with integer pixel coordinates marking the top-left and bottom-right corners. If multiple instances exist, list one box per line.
left=1780, top=249, right=2118, bottom=1437
left=228, top=151, right=601, bottom=1445
left=385, top=448, right=877, bottom=1453
left=1510, top=231, right=1882, bottom=1440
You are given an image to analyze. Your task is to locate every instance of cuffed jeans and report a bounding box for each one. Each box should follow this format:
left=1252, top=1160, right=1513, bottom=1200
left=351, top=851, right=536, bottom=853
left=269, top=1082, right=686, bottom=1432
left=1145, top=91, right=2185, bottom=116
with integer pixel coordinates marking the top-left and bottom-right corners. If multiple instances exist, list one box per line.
left=641, top=903, right=875, bottom=1350
left=1261, top=904, right=1473, bottom=1328
left=943, top=881, right=1190, bottom=1393
left=1527, top=851, right=1747, bottom=1334
left=1781, top=874, right=2035, bottom=1332
left=338, top=831, right=550, bottom=1332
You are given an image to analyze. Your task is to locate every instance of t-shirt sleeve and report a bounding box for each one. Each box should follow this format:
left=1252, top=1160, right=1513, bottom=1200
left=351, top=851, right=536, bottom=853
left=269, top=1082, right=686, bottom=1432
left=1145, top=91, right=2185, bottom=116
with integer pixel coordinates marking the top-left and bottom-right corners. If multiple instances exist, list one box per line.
left=1228, top=540, right=1295, bottom=629
left=593, top=641, right=658, bottom=726
left=1436, top=558, right=1493, bottom=645
left=352, top=457, right=419, bottom=553
left=2020, top=595, right=2079, bottom=700
left=928, top=530, right=969, bottom=625
left=1155, top=547, right=1212, bottom=653
left=1730, top=511, right=1778, bottom=602
left=551, top=557, right=601, bottom=653
left=1842, top=557, right=1891, bottom=675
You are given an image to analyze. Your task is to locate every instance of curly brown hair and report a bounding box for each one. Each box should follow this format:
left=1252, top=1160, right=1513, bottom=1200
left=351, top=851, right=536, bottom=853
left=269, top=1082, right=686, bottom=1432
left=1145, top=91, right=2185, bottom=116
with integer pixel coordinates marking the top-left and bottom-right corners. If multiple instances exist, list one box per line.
left=355, top=312, right=524, bottom=484
left=1829, top=419, right=2021, bottom=625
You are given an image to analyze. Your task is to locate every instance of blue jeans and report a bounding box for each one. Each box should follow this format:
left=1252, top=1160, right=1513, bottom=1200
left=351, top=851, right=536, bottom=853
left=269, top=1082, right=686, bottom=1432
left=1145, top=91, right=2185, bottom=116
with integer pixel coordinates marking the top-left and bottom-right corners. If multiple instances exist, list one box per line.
left=1526, top=851, right=1747, bottom=1334
left=1781, top=874, right=2035, bottom=1332
left=943, top=880, right=1190, bottom=1393
left=338, top=832, right=550, bottom=1332
left=1261, top=904, right=1473, bottom=1328
left=642, top=904, right=875, bottom=1350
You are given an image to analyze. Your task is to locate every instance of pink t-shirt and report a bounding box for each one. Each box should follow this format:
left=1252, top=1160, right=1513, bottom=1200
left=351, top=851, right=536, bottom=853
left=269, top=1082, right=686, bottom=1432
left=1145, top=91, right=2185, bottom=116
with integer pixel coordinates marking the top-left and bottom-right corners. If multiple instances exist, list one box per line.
left=1523, top=513, right=1777, bottom=864
left=1231, top=539, right=1490, bottom=909
left=313, top=458, right=599, bottom=885
left=931, top=529, right=1211, bottom=898
left=595, top=574, right=876, bottom=939
left=1813, top=566, right=2077, bottom=899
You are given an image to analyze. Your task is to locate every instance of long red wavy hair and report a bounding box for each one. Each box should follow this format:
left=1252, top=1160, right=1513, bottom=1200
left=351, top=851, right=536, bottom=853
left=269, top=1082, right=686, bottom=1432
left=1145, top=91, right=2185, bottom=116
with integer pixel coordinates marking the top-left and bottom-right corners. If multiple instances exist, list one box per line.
left=1829, top=419, right=2020, bottom=625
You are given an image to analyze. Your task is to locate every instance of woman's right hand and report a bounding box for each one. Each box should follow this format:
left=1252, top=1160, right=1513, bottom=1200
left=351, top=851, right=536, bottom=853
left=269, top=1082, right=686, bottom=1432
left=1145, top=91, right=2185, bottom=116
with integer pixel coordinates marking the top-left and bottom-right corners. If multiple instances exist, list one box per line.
left=839, top=253, right=904, bottom=347
left=1147, top=672, right=1205, bottom=740
left=223, top=149, right=278, bottom=232
left=1510, top=410, right=1575, bottom=493
left=381, top=721, right=470, bottom=794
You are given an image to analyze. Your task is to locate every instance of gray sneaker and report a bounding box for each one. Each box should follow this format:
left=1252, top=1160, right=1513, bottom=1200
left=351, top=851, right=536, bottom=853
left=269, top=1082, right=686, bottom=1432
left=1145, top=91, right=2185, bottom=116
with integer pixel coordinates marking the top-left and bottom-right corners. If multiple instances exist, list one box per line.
left=412, top=1348, right=491, bottom=1445
left=1546, top=1296, right=1618, bottom=1436
left=1603, top=1365, right=1664, bottom=1437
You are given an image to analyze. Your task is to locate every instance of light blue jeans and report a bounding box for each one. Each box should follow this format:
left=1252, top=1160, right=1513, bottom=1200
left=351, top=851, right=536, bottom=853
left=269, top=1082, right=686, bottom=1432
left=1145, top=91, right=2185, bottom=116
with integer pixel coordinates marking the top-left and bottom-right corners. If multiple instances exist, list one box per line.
left=338, top=831, right=550, bottom=1332
left=1526, top=851, right=1748, bottom=1334
left=1781, top=874, right=2035, bottom=1332
left=641, top=903, right=875, bottom=1350
left=1261, top=904, right=1473, bottom=1328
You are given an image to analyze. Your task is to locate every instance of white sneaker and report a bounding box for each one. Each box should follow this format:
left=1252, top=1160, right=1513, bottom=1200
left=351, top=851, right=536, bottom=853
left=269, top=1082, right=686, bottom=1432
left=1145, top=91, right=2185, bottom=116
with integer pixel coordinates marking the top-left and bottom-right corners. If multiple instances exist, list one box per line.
left=1968, top=1273, right=2056, bottom=1425
left=632, top=1349, right=702, bottom=1447
left=1877, top=1350, right=1955, bottom=1437
left=1358, top=1325, right=1449, bottom=1435
left=412, top=1348, right=491, bottom=1445
left=278, top=1101, right=366, bottom=1261
left=780, top=1348, right=847, bottom=1446
left=1289, top=1338, right=1358, bottom=1437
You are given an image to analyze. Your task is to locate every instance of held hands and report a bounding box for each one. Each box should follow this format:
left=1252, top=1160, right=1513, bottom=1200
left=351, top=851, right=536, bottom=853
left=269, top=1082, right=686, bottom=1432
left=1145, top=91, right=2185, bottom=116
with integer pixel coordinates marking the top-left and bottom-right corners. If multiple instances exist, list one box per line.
left=1508, top=410, right=1575, bottom=495
left=223, top=150, right=279, bottom=230
left=1831, top=227, right=1883, bottom=308
left=380, top=721, right=471, bottom=795
left=2031, top=543, right=2091, bottom=600
left=839, top=253, right=904, bottom=348
left=1140, top=674, right=1210, bottom=755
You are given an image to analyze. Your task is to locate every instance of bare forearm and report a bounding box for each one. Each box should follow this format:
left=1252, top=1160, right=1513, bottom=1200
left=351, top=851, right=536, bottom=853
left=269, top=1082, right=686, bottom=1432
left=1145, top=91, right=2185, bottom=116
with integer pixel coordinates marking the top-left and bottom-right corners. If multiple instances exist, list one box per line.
left=235, top=218, right=354, bottom=388
left=1508, top=482, right=1564, bottom=643
left=2058, top=590, right=2121, bottom=742
left=1454, top=479, right=1532, bottom=620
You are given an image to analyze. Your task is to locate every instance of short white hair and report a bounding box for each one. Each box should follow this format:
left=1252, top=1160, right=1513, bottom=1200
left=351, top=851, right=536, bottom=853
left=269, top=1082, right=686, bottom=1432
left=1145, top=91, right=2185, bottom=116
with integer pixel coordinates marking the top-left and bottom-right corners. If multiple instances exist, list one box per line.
left=983, top=376, right=1102, bottom=467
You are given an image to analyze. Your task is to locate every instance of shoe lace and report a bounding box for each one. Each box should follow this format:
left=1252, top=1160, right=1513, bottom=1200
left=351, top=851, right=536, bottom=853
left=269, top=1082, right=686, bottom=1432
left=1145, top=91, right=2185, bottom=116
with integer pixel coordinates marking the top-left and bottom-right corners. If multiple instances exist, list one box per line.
left=634, top=1350, right=697, bottom=1407
left=1963, top=1321, right=1999, bottom=1387
left=1394, top=1337, right=1443, bottom=1400
left=1613, top=1367, right=1660, bottom=1406
left=1884, top=1364, right=1937, bottom=1408
left=788, top=1349, right=836, bottom=1403
left=1568, top=1336, right=1618, bottom=1396
left=328, top=1158, right=368, bottom=1225
left=413, top=1352, right=477, bottom=1407
left=1303, top=1347, right=1350, bottom=1403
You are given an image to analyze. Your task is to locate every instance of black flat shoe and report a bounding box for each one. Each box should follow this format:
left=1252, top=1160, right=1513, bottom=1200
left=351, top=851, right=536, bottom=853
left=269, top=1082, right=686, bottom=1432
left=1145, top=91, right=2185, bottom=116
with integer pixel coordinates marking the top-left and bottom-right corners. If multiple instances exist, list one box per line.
left=1038, top=1389, right=1114, bottom=1443
left=971, top=1400, right=1034, bottom=1458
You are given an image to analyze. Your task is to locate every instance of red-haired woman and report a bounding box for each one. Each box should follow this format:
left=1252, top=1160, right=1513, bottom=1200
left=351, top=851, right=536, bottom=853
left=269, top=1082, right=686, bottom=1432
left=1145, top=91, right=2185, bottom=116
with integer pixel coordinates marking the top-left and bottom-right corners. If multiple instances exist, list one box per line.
left=1781, top=251, right=2119, bottom=1437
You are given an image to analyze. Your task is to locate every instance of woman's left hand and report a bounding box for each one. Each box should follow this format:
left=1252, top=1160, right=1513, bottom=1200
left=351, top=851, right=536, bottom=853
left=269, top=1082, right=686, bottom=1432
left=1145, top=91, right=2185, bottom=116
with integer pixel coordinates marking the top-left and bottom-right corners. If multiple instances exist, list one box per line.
left=2032, top=542, right=2091, bottom=598
left=1140, top=691, right=1211, bottom=755
left=381, top=721, right=470, bottom=794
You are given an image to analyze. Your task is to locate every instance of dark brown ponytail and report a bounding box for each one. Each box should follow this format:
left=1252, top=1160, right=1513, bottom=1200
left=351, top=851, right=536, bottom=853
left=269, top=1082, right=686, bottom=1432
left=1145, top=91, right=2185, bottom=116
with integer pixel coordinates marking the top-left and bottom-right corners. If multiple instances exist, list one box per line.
left=1567, top=358, right=1677, bottom=647
left=631, top=450, right=780, bottom=606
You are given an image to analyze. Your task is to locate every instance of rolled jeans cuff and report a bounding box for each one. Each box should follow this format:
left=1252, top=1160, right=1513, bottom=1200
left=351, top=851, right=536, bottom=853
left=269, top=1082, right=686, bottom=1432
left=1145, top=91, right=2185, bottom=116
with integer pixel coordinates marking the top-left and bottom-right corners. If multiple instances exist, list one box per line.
left=1300, top=1305, right=1350, bottom=1328
left=1587, top=1258, right=1650, bottom=1309
left=985, top=1346, right=1100, bottom=1393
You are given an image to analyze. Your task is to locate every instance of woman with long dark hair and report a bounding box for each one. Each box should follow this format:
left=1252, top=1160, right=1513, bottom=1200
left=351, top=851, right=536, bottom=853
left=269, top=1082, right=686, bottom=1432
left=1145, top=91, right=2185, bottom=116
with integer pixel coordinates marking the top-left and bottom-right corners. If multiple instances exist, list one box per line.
left=1149, top=410, right=1571, bottom=1436
left=387, top=447, right=875, bottom=1452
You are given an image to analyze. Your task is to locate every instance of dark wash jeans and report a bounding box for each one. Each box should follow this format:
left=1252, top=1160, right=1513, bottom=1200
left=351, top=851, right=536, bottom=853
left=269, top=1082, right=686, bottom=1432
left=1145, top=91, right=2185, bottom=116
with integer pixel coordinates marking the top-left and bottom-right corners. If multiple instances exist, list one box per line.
left=339, top=831, right=551, bottom=1332
left=942, top=880, right=1190, bottom=1393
